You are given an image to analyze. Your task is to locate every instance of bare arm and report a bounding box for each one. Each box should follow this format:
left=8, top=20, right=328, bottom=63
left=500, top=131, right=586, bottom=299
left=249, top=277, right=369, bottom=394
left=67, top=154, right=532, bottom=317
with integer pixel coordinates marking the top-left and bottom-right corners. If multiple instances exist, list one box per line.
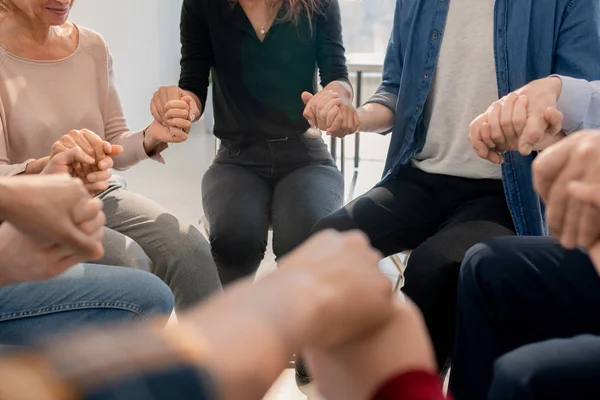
left=358, top=102, right=395, bottom=134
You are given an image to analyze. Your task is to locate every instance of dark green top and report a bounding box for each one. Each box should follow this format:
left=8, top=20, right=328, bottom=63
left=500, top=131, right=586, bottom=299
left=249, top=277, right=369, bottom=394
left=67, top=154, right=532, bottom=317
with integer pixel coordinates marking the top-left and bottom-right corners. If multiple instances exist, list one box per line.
left=179, top=0, right=350, bottom=146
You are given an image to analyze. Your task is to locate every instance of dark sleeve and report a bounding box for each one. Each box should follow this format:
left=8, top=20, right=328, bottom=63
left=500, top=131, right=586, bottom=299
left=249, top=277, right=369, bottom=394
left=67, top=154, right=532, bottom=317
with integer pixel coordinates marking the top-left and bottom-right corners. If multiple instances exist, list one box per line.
left=371, top=371, right=450, bottom=400
left=179, top=0, right=215, bottom=112
left=315, top=0, right=351, bottom=87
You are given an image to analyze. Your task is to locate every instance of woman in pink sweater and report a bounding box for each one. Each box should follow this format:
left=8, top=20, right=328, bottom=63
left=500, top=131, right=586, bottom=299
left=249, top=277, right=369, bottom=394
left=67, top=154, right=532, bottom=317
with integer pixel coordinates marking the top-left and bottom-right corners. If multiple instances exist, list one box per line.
left=0, top=0, right=221, bottom=312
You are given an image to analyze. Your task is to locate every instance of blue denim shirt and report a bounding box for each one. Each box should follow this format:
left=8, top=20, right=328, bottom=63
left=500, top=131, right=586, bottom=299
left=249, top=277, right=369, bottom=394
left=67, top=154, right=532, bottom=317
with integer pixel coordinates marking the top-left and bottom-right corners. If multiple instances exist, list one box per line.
left=370, top=0, right=600, bottom=236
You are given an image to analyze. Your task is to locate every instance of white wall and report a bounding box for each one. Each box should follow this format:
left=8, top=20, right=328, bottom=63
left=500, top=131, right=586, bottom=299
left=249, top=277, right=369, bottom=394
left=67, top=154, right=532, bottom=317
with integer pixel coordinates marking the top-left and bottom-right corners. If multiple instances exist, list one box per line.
left=70, top=0, right=183, bottom=129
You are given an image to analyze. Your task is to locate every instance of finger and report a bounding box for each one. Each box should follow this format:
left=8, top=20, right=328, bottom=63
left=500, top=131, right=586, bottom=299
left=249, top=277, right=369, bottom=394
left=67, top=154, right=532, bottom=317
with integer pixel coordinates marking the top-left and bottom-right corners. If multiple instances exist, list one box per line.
left=568, top=182, right=600, bottom=206
left=512, top=95, right=528, bottom=136
left=353, top=110, right=360, bottom=132
left=165, top=100, right=190, bottom=112
left=320, top=99, right=342, bottom=128
left=532, top=140, right=575, bottom=200
left=519, top=109, right=549, bottom=156
left=303, top=103, right=317, bottom=127
left=576, top=204, right=600, bottom=249
left=485, top=103, right=502, bottom=149
left=78, top=211, right=107, bottom=236
left=57, top=147, right=96, bottom=166
left=86, top=169, right=112, bottom=183
left=326, top=106, right=341, bottom=130
left=499, top=94, right=519, bottom=148
left=545, top=107, right=564, bottom=135
left=486, top=149, right=504, bottom=164
left=559, top=196, right=582, bottom=249
left=344, top=107, right=354, bottom=136
left=82, top=130, right=107, bottom=162
left=169, top=127, right=188, bottom=143
left=469, top=116, right=489, bottom=159
left=72, top=162, right=85, bottom=179
left=167, top=118, right=193, bottom=132
left=301, top=91, right=314, bottom=106
left=165, top=108, right=190, bottom=120
left=97, top=156, right=114, bottom=171
left=72, top=198, right=103, bottom=224
left=481, top=123, right=502, bottom=163
left=328, top=114, right=344, bottom=137
left=108, top=145, right=123, bottom=157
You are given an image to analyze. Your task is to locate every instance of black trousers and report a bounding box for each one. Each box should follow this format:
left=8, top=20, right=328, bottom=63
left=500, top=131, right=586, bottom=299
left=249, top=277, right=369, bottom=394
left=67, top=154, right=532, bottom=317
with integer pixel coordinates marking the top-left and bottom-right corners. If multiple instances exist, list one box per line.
left=202, top=135, right=344, bottom=286
left=450, top=237, right=600, bottom=400
left=312, top=166, right=515, bottom=367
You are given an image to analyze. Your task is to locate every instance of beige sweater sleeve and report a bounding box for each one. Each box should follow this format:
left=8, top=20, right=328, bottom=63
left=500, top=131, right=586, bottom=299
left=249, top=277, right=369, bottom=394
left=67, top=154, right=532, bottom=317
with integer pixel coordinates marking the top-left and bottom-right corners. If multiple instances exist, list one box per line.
left=103, top=53, right=152, bottom=170
left=0, top=98, right=34, bottom=176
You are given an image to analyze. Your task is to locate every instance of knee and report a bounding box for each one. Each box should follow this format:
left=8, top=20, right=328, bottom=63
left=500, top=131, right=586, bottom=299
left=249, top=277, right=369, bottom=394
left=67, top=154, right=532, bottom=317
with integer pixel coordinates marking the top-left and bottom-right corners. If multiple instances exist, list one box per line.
left=490, top=348, right=543, bottom=400
left=404, top=243, right=460, bottom=289
left=122, top=270, right=175, bottom=318
left=210, top=229, right=266, bottom=270
left=153, top=215, right=213, bottom=261
left=310, top=209, right=356, bottom=235
left=102, top=237, right=153, bottom=272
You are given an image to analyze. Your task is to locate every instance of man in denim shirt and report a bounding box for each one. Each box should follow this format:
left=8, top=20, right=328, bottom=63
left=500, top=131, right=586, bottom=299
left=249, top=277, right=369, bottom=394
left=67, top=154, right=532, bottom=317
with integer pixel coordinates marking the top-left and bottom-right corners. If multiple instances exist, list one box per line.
left=312, top=0, right=600, bottom=371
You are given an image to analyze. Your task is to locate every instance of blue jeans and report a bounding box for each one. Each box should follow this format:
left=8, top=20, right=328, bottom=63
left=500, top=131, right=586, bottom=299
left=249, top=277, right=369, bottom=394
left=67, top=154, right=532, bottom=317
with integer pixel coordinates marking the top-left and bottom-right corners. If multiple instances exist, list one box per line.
left=0, top=264, right=174, bottom=345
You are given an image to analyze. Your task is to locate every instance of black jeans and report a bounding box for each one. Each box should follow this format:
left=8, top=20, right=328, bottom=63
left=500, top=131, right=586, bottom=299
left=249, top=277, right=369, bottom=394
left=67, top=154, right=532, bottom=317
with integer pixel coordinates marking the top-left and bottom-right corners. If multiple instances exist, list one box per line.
left=202, top=135, right=344, bottom=286
left=451, top=237, right=600, bottom=400
left=312, top=166, right=515, bottom=367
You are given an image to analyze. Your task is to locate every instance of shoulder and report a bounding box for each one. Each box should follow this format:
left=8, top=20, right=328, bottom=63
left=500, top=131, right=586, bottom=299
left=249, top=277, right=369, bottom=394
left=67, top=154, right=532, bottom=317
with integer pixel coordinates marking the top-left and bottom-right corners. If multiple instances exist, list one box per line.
left=76, top=25, right=111, bottom=67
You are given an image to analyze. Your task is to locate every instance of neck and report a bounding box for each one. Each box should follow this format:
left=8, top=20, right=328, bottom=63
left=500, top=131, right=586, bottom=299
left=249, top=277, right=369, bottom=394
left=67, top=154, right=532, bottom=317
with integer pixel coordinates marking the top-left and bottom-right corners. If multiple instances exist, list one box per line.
left=0, top=12, right=56, bottom=45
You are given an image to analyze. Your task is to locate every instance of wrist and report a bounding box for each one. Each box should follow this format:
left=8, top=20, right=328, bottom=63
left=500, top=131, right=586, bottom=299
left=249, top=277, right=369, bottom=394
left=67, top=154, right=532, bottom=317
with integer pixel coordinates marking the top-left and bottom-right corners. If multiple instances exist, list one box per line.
left=143, top=123, right=162, bottom=154
left=548, top=76, right=563, bottom=101
left=24, top=158, right=48, bottom=175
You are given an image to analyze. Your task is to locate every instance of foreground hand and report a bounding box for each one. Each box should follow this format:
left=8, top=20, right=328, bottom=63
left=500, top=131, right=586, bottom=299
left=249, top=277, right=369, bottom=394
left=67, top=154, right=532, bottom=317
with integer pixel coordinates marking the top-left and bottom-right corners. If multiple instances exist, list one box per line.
left=305, top=300, right=436, bottom=400
left=533, top=130, right=600, bottom=249
left=470, top=77, right=564, bottom=163
left=279, top=230, right=393, bottom=348
left=567, top=182, right=600, bottom=273
left=0, top=173, right=106, bottom=258
left=302, top=91, right=359, bottom=138
left=0, top=219, right=105, bottom=286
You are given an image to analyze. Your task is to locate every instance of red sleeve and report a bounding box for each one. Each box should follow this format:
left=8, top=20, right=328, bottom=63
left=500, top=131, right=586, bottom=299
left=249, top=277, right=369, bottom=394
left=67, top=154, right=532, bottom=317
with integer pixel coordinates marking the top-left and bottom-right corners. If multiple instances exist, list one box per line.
left=371, top=370, right=451, bottom=400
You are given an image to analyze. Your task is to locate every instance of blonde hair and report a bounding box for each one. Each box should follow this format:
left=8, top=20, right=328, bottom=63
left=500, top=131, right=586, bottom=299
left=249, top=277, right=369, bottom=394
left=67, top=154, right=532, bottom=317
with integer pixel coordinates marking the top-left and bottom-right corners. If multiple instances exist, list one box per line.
left=0, top=0, right=11, bottom=13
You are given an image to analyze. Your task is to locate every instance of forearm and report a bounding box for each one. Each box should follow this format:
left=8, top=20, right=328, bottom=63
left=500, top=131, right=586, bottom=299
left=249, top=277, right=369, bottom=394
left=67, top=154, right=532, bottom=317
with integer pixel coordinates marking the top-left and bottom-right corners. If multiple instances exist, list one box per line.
left=23, top=157, right=49, bottom=174
left=358, top=103, right=395, bottom=134
left=181, top=269, right=320, bottom=400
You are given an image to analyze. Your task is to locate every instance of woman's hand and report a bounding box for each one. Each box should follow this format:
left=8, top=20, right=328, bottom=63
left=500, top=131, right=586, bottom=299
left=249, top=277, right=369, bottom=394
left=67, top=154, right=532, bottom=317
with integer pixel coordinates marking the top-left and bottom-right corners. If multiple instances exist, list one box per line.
left=143, top=96, right=197, bottom=151
left=50, top=129, right=122, bottom=193
left=302, top=90, right=360, bottom=138
left=151, top=86, right=201, bottom=125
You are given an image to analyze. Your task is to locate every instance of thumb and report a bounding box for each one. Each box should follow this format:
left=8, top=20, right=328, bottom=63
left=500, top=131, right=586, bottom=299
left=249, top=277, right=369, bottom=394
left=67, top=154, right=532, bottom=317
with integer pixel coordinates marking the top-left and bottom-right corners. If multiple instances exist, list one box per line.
left=568, top=181, right=600, bottom=207
left=301, top=91, right=314, bottom=105
left=108, top=145, right=124, bottom=156
left=544, top=107, right=564, bottom=135
left=518, top=116, right=547, bottom=156
left=182, top=95, right=200, bottom=121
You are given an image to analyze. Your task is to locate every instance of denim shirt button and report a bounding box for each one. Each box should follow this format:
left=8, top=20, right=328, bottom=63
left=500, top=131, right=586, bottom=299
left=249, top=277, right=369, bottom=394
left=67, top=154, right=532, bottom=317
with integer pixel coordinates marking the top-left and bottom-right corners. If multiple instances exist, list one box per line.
left=432, top=32, right=439, bottom=40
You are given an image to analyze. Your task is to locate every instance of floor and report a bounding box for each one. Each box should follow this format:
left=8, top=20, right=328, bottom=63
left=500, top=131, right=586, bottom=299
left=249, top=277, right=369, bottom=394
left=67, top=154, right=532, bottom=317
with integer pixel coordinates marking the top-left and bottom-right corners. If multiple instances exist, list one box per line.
left=119, top=124, right=396, bottom=400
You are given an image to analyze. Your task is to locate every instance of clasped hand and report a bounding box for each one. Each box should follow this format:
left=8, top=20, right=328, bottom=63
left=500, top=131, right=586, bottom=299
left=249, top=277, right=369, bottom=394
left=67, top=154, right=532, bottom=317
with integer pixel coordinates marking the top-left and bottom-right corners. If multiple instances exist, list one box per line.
left=302, top=90, right=359, bottom=138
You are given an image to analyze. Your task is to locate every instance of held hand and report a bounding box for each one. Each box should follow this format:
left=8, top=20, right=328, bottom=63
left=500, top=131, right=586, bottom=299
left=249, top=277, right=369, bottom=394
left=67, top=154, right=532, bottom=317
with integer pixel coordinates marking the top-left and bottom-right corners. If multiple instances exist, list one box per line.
left=278, top=230, right=393, bottom=348
left=568, top=181, right=600, bottom=273
left=151, top=85, right=188, bottom=125
left=533, top=130, right=600, bottom=249
left=51, top=129, right=110, bottom=179
left=1, top=174, right=106, bottom=259
left=302, top=91, right=360, bottom=138
left=470, top=77, right=564, bottom=163
left=0, top=219, right=105, bottom=286
left=304, top=300, right=436, bottom=400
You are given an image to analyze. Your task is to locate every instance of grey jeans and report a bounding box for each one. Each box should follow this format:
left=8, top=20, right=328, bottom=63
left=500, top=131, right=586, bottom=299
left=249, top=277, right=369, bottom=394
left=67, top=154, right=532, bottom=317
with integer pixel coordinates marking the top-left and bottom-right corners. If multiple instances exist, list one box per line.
left=202, top=135, right=344, bottom=286
left=94, top=184, right=221, bottom=311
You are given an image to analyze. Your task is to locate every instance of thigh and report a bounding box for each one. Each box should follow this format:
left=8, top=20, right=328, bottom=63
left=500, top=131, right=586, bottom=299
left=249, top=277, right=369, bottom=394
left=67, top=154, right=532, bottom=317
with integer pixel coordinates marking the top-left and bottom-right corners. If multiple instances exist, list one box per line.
left=0, top=264, right=173, bottom=344
left=93, top=226, right=152, bottom=271
left=271, top=164, right=344, bottom=257
left=202, top=163, right=272, bottom=243
left=311, top=172, right=444, bottom=256
left=491, top=335, right=600, bottom=400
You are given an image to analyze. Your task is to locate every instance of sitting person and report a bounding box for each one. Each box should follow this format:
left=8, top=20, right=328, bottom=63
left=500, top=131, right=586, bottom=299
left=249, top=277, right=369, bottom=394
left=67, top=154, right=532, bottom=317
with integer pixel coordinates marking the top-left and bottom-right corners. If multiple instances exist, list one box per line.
left=0, top=0, right=221, bottom=311
left=451, top=77, right=600, bottom=399
left=151, top=0, right=355, bottom=286
left=0, top=148, right=173, bottom=344
left=310, top=0, right=600, bottom=375
left=0, top=229, right=449, bottom=400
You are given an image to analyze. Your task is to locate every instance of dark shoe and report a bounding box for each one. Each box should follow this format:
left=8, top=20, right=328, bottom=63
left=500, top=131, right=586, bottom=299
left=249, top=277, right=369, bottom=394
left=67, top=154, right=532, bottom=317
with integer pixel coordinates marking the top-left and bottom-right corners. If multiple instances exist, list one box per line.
left=295, top=357, right=312, bottom=387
